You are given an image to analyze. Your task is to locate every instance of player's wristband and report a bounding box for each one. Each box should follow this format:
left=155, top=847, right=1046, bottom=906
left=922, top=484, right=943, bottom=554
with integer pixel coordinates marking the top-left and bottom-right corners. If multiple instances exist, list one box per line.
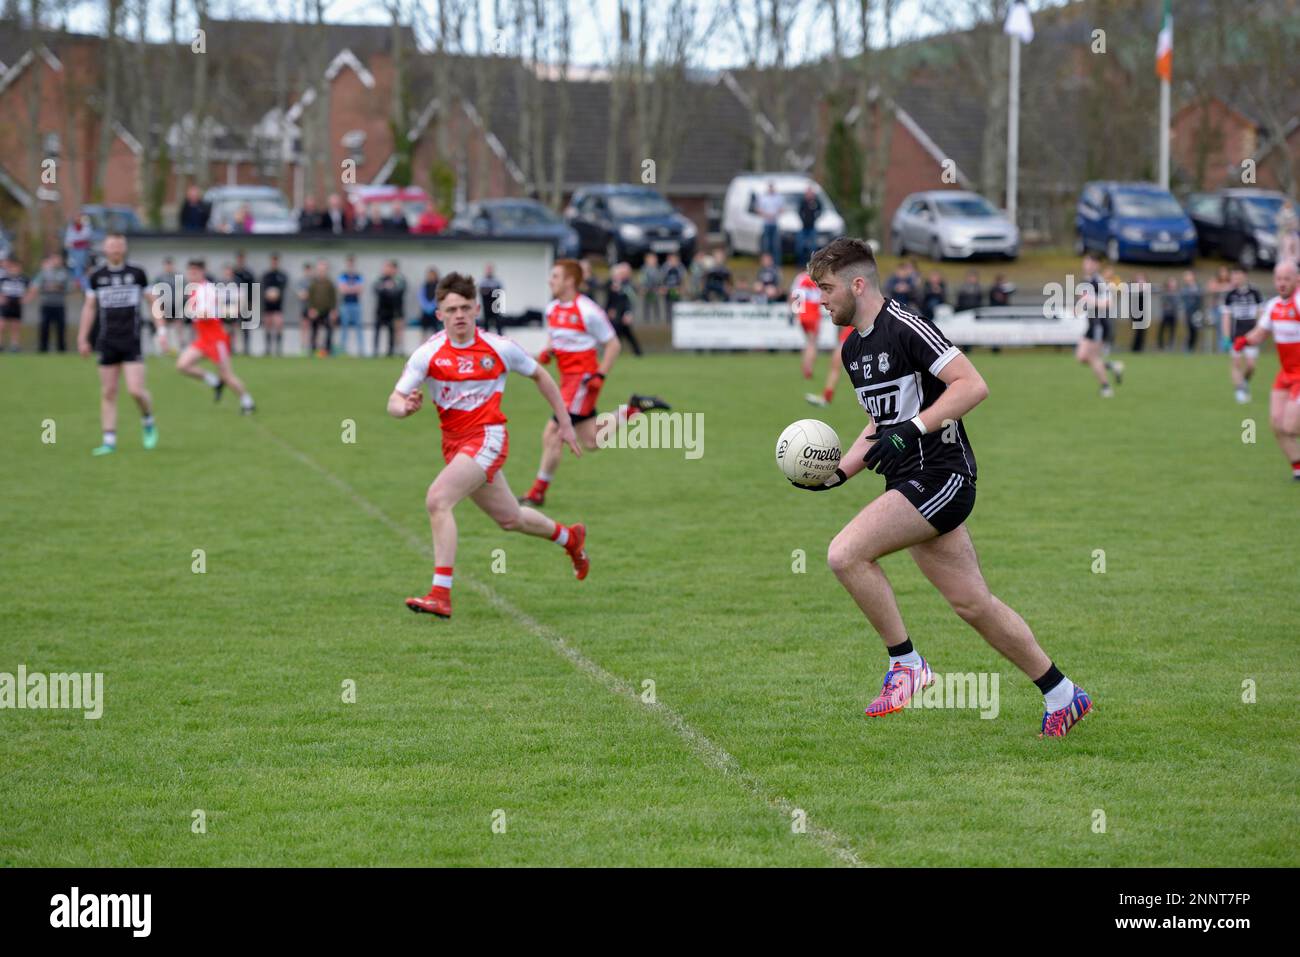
left=910, top=415, right=928, bottom=435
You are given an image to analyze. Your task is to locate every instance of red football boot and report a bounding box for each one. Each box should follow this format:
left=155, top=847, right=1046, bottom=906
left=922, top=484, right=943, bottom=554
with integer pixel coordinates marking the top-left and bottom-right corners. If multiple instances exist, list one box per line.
left=565, top=523, right=589, bottom=580
left=406, top=587, right=451, bottom=618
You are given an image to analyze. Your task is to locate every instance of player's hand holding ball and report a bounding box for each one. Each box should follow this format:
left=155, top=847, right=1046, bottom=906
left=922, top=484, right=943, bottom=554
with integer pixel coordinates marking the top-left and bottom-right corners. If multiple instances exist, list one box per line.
left=863, top=418, right=925, bottom=474
left=777, top=419, right=843, bottom=490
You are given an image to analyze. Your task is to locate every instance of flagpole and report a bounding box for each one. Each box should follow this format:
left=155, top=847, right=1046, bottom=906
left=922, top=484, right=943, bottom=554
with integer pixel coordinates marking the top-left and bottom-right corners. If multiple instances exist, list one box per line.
left=1159, top=76, right=1170, bottom=190
left=1007, top=33, right=1020, bottom=226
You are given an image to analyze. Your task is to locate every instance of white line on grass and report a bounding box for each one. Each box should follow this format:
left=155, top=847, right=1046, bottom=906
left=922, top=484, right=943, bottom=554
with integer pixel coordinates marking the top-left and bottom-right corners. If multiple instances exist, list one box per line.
left=257, top=424, right=867, bottom=868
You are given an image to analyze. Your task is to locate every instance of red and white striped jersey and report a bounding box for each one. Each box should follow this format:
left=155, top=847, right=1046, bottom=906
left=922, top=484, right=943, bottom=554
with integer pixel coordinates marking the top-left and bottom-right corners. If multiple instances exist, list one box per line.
left=186, top=281, right=224, bottom=335
left=792, top=272, right=822, bottom=323
left=1259, top=292, right=1300, bottom=376
left=395, top=329, right=538, bottom=436
left=545, top=294, right=614, bottom=377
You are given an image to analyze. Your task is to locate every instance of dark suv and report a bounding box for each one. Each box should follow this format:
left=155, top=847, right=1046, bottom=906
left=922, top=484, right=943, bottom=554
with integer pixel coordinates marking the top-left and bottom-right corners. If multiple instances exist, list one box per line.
left=564, top=185, right=697, bottom=266
left=1185, top=189, right=1298, bottom=270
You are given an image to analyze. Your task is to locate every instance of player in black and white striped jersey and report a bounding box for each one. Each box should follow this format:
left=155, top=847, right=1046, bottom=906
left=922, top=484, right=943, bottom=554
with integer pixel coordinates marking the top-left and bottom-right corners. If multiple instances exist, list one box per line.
left=790, top=237, right=1093, bottom=739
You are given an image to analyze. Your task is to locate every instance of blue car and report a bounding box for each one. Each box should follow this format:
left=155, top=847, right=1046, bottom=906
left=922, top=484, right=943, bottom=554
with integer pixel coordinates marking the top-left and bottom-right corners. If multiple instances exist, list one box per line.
left=1076, top=181, right=1197, bottom=264
left=449, top=199, right=581, bottom=259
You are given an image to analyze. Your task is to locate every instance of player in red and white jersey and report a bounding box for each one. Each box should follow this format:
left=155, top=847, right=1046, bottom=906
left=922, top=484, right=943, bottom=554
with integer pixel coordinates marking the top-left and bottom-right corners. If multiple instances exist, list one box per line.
left=175, top=258, right=255, bottom=413
left=519, top=259, right=669, bottom=507
left=388, top=272, right=590, bottom=619
left=1234, top=260, right=1300, bottom=481
left=792, top=270, right=823, bottom=381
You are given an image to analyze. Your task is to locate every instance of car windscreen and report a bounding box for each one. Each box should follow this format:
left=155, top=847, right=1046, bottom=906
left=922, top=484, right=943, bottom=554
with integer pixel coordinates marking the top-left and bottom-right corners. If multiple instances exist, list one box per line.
left=1239, top=196, right=1289, bottom=228
left=491, top=204, right=560, bottom=229
left=214, top=199, right=292, bottom=221
left=1113, top=191, right=1184, bottom=219
left=934, top=197, right=998, bottom=218
left=607, top=193, right=673, bottom=217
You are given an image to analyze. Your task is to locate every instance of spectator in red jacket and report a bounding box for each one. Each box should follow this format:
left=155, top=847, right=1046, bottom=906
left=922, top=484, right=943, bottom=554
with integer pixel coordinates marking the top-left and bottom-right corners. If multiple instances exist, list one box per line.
left=412, top=202, right=448, bottom=236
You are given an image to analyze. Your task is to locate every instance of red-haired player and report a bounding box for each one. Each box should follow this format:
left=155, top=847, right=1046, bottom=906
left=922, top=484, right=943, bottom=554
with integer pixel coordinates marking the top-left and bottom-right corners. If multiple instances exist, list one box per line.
left=519, top=259, right=668, bottom=507
left=389, top=272, right=590, bottom=619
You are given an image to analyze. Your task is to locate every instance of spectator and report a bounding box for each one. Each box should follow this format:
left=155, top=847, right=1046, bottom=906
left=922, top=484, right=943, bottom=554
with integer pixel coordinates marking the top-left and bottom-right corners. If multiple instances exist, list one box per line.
left=703, top=250, right=733, bottom=302
left=1206, top=266, right=1232, bottom=352
left=955, top=269, right=983, bottom=312
left=418, top=267, right=441, bottom=336
left=796, top=186, right=822, bottom=266
left=372, top=259, right=406, bottom=357
left=1130, top=271, right=1149, bottom=352
left=1157, top=277, right=1179, bottom=351
left=35, top=253, right=70, bottom=353
left=360, top=202, right=385, bottom=233
left=920, top=271, right=947, bottom=321
left=1180, top=270, right=1203, bottom=353
left=322, top=193, right=350, bottom=235
left=479, top=263, right=504, bottom=334
left=640, top=252, right=665, bottom=323
left=295, top=262, right=314, bottom=355
left=228, top=202, right=254, bottom=234
left=884, top=261, right=918, bottom=308
left=261, top=253, right=288, bottom=357
left=306, top=259, right=338, bottom=356
left=662, top=252, right=685, bottom=320
left=754, top=252, right=781, bottom=296
left=152, top=256, right=182, bottom=350
left=604, top=261, right=642, bottom=356
left=231, top=250, right=256, bottom=355
left=412, top=202, right=448, bottom=235
left=178, top=184, right=210, bottom=232
left=580, top=258, right=603, bottom=302
left=756, top=180, right=784, bottom=262
left=337, top=255, right=364, bottom=356
left=382, top=203, right=409, bottom=233
left=298, top=196, right=322, bottom=233
left=63, top=214, right=94, bottom=285
left=1277, top=203, right=1300, bottom=266
left=0, top=254, right=33, bottom=351
left=989, top=274, right=1015, bottom=306
left=689, top=251, right=711, bottom=300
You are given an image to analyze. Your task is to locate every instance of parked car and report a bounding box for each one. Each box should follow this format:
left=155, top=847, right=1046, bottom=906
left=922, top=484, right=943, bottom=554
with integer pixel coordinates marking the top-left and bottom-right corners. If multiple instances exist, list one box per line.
left=1075, top=181, right=1196, bottom=264
left=722, top=173, right=845, bottom=260
left=449, top=198, right=580, bottom=258
left=565, top=184, right=697, bottom=266
left=889, top=190, right=1018, bottom=260
left=1185, top=188, right=1299, bottom=270
left=80, top=204, right=143, bottom=240
left=346, top=184, right=434, bottom=230
left=203, top=185, right=298, bottom=234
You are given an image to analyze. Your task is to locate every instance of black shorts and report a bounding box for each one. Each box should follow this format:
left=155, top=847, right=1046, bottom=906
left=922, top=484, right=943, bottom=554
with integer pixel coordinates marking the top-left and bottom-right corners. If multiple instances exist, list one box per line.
left=552, top=409, right=599, bottom=425
left=1085, top=318, right=1111, bottom=343
left=889, top=470, right=976, bottom=536
left=98, top=337, right=142, bottom=366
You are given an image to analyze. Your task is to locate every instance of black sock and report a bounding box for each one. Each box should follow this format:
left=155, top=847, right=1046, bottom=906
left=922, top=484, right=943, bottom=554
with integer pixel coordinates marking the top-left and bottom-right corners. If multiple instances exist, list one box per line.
left=1033, top=662, right=1065, bottom=694
left=886, top=637, right=913, bottom=656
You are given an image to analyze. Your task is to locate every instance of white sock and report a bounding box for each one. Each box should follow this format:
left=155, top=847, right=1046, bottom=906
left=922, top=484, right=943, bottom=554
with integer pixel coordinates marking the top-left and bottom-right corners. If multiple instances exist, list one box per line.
left=889, top=649, right=922, bottom=669
left=537, top=470, right=553, bottom=482
left=432, top=572, right=453, bottom=589
left=1044, top=677, right=1075, bottom=712
left=553, top=526, right=570, bottom=547
left=203, top=371, right=220, bottom=388
left=102, top=431, right=116, bottom=447
left=240, top=393, right=254, bottom=408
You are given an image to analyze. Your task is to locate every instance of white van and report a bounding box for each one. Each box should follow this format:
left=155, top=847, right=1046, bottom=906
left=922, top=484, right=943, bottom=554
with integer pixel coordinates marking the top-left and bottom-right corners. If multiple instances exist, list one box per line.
left=721, top=173, right=845, bottom=260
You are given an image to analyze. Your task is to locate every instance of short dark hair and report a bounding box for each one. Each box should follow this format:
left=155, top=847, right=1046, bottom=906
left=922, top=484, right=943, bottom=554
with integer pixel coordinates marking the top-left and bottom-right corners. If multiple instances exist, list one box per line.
left=436, top=271, right=477, bottom=303
left=187, top=258, right=205, bottom=270
left=807, top=237, right=878, bottom=285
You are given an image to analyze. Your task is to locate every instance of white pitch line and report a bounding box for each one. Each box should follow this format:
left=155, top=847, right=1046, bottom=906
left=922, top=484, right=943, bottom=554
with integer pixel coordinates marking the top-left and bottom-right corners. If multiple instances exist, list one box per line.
left=258, top=424, right=867, bottom=868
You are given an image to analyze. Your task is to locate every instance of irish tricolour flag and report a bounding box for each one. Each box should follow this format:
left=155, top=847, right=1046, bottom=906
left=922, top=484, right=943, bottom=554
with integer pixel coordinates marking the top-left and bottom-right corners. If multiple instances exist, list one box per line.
left=1155, top=0, right=1173, bottom=81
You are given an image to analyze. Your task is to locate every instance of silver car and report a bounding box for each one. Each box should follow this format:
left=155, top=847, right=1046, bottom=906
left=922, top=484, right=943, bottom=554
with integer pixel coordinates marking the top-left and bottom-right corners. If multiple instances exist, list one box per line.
left=890, top=191, right=1019, bottom=260
left=203, top=186, right=299, bottom=234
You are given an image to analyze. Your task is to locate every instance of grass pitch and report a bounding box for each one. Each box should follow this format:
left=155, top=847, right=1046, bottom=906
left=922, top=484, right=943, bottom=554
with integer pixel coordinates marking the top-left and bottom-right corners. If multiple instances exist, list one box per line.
left=1, top=345, right=1296, bottom=866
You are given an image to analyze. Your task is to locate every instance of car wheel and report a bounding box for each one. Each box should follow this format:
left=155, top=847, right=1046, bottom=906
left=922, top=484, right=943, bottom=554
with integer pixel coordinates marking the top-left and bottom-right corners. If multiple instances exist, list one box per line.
left=890, top=231, right=905, bottom=256
left=605, top=238, right=620, bottom=266
left=929, top=236, right=944, bottom=262
left=1106, top=238, right=1121, bottom=263
left=1239, top=242, right=1257, bottom=271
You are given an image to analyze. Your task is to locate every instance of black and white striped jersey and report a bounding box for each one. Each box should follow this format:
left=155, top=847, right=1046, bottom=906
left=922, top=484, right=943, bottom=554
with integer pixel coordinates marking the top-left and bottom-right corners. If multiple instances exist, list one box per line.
left=1223, top=285, right=1264, bottom=338
left=839, top=297, right=977, bottom=482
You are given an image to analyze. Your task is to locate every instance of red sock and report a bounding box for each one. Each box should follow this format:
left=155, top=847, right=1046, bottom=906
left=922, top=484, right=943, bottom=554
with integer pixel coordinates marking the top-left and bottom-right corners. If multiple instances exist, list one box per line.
left=432, top=566, right=453, bottom=595
left=1291, top=460, right=1300, bottom=475
left=530, top=477, right=550, bottom=496
left=823, top=387, right=834, bottom=403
